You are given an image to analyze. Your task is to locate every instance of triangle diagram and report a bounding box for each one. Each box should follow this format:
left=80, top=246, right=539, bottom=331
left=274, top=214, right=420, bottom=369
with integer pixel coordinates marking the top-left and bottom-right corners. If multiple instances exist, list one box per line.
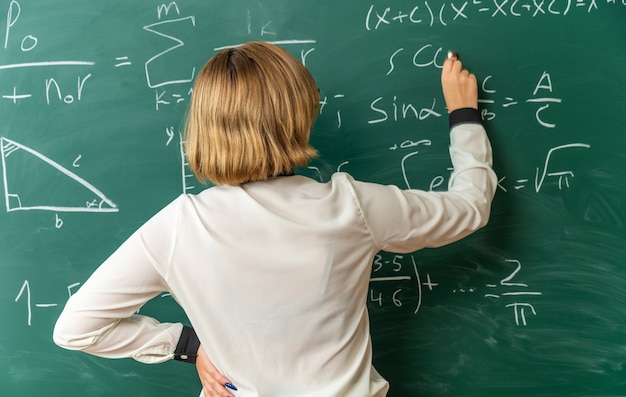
left=1, top=137, right=118, bottom=213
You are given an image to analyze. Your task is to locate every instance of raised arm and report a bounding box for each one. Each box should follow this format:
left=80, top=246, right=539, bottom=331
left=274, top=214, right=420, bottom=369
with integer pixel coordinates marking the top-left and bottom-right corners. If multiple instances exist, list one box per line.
left=351, top=54, right=497, bottom=252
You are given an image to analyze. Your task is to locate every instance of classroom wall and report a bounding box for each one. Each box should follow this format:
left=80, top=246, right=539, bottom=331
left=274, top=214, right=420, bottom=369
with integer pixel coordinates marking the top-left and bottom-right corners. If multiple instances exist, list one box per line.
left=1, top=1, right=625, bottom=396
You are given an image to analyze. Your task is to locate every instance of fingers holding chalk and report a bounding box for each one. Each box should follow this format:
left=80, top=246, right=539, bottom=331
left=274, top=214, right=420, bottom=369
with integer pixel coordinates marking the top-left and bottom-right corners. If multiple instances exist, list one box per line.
left=445, top=51, right=460, bottom=72
left=447, top=51, right=458, bottom=60
left=441, top=49, right=478, bottom=111
left=443, top=50, right=458, bottom=73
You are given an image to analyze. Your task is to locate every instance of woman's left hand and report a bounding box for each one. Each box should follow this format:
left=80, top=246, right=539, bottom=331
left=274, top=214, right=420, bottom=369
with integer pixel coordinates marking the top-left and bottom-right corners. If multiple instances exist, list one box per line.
left=196, top=345, right=237, bottom=396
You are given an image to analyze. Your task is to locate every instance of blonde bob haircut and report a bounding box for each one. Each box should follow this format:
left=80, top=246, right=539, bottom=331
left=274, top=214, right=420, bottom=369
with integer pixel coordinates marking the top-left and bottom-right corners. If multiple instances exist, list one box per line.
left=185, top=41, right=319, bottom=186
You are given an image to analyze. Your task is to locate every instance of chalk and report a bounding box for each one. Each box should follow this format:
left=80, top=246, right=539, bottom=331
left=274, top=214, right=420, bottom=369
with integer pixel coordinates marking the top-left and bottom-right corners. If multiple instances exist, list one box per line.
left=447, top=51, right=458, bottom=60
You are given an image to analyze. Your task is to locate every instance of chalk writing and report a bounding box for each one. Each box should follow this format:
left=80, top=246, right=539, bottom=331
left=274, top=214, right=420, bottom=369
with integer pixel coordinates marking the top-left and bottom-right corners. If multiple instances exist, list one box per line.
left=369, top=255, right=544, bottom=326
left=495, top=142, right=591, bottom=192
left=475, top=71, right=563, bottom=127
left=370, top=253, right=434, bottom=314
left=2, top=86, right=30, bottom=103
left=243, top=7, right=301, bottom=38
left=213, top=12, right=317, bottom=61
left=527, top=71, right=562, bottom=128
left=477, top=70, right=563, bottom=127
left=213, top=40, right=317, bottom=51
left=485, top=259, right=542, bottom=326
left=395, top=139, right=433, bottom=190
left=534, top=143, right=591, bottom=192
left=178, top=134, right=197, bottom=194
left=319, top=92, right=346, bottom=129
left=0, top=61, right=95, bottom=71
left=165, top=126, right=175, bottom=146
left=390, top=124, right=591, bottom=195
left=386, top=44, right=446, bottom=75
left=1, top=69, right=94, bottom=105
left=45, top=74, right=92, bottom=105
left=1, top=1, right=95, bottom=104
left=365, top=0, right=623, bottom=30
left=371, top=255, right=543, bottom=326
left=3, top=0, right=38, bottom=51
left=143, top=16, right=196, bottom=89
left=14, top=280, right=68, bottom=326
left=0, top=137, right=118, bottom=213
left=114, top=56, right=132, bottom=68
left=368, top=96, right=443, bottom=125
left=143, top=4, right=196, bottom=110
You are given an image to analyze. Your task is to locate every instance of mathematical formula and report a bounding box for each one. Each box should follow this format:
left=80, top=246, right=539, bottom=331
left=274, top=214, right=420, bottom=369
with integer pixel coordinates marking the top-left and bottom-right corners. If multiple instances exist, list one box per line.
left=365, top=0, right=625, bottom=30
left=369, top=254, right=542, bottom=326
left=389, top=138, right=591, bottom=193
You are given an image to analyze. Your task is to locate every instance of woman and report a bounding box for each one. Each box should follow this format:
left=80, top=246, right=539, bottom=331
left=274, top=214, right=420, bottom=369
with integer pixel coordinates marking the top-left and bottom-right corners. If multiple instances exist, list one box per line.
left=54, top=42, right=496, bottom=396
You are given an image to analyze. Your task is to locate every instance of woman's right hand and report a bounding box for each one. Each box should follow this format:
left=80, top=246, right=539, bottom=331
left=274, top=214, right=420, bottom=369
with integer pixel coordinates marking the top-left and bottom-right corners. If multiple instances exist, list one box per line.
left=441, top=54, right=479, bottom=112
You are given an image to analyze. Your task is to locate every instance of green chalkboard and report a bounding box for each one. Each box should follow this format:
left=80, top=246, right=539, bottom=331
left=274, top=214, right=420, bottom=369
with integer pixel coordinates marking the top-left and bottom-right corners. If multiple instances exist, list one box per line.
left=1, top=1, right=626, bottom=396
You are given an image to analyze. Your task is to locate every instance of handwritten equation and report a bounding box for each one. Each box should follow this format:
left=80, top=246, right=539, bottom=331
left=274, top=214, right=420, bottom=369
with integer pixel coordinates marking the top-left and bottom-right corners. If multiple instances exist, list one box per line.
left=365, top=0, right=625, bottom=30
left=369, top=253, right=428, bottom=314
left=367, top=69, right=563, bottom=128
left=484, top=259, right=542, bottom=326
left=389, top=137, right=591, bottom=193
left=0, top=2, right=193, bottom=108
left=370, top=254, right=542, bottom=326
left=1, top=1, right=95, bottom=104
left=382, top=51, right=564, bottom=127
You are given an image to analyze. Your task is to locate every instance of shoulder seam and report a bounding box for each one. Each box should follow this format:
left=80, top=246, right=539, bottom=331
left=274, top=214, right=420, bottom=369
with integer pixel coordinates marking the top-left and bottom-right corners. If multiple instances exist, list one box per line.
left=340, top=173, right=384, bottom=251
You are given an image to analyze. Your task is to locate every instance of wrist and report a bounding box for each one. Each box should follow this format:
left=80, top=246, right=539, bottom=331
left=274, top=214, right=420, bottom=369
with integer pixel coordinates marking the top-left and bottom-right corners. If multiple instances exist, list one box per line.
left=449, top=107, right=482, bottom=129
left=174, top=326, right=201, bottom=364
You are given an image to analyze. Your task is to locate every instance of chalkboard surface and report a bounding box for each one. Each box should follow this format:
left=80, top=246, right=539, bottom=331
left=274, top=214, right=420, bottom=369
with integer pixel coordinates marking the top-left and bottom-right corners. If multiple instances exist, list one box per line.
left=1, top=1, right=625, bottom=396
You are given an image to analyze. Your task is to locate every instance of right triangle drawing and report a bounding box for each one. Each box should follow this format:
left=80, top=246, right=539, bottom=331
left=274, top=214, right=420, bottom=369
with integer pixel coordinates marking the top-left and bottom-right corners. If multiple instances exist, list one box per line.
left=1, top=137, right=118, bottom=213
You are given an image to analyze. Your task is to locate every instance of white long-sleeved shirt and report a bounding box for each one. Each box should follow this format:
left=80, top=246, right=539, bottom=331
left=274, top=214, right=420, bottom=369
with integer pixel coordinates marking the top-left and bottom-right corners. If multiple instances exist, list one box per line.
left=54, top=116, right=497, bottom=397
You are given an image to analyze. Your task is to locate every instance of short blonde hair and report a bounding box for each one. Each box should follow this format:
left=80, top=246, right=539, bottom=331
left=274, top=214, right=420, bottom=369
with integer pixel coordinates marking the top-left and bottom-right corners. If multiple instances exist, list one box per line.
left=185, top=42, right=319, bottom=186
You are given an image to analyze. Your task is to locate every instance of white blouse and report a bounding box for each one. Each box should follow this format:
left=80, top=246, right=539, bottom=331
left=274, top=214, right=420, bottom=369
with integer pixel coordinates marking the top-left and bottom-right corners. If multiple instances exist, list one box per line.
left=54, top=120, right=497, bottom=397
